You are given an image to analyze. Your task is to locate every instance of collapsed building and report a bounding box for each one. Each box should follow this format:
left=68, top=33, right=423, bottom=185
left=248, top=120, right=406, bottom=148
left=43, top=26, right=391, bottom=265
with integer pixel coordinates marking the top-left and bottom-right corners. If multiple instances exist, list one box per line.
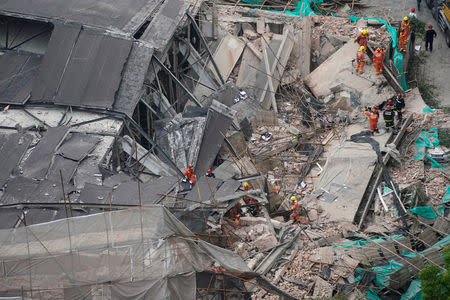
left=0, top=0, right=448, bottom=299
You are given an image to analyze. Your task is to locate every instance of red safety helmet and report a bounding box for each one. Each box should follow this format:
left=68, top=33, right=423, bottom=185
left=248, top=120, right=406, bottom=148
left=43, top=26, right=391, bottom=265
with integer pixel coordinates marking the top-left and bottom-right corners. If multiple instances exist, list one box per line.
left=373, top=105, right=379, bottom=109
left=207, top=168, right=212, bottom=174
left=388, top=99, right=393, bottom=105
left=386, top=105, right=391, bottom=110
left=411, top=8, right=415, bottom=12
left=397, top=93, right=402, bottom=97
left=428, top=24, right=433, bottom=29
left=188, top=163, right=193, bottom=168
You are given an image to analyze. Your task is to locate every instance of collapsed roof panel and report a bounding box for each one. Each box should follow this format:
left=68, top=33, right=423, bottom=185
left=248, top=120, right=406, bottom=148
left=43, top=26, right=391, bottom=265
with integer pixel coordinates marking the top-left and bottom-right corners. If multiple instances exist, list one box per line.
left=0, top=132, right=32, bottom=187
left=53, top=30, right=132, bottom=109
left=30, top=23, right=82, bottom=102
left=56, top=132, right=100, bottom=162
left=0, top=0, right=161, bottom=35
left=195, top=100, right=235, bottom=176
left=113, top=42, right=154, bottom=116
left=141, top=0, right=190, bottom=52
left=21, top=125, right=69, bottom=180
left=1, top=176, right=74, bottom=205
left=0, top=51, right=42, bottom=104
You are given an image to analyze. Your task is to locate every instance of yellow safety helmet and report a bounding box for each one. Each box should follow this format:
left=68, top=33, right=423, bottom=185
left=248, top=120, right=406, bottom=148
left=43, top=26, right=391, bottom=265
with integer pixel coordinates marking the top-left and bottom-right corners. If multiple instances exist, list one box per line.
left=403, top=16, right=408, bottom=21
left=243, top=182, right=249, bottom=188
left=362, top=29, right=367, bottom=35
left=360, top=46, right=365, bottom=51
left=290, top=196, right=297, bottom=201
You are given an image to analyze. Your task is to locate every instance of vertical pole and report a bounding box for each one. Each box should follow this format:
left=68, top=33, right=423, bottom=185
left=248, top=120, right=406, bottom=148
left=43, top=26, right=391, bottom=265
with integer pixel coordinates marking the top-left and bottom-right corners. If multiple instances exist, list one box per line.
left=167, top=56, right=176, bottom=109
left=212, top=0, right=218, bottom=40
left=60, top=170, right=69, bottom=218
left=135, top=141, right=142, bottom=206
left=172, top=41, right=181, bottom=112
left=5, top=20, right=9, bottom=49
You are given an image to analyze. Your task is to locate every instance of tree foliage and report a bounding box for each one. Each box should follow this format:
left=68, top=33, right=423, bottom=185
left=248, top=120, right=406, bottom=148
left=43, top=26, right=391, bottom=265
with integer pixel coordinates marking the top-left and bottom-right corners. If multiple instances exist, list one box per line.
left=418, top=246, right=450, bottom=300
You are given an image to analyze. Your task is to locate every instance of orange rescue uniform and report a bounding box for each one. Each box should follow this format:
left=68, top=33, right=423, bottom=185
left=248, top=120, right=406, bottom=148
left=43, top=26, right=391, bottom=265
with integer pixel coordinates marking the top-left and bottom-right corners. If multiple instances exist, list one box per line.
left=364, top=109, right=379, bottom=132
left=354, top=32, right=369, bottom=48
left=184, top=167, right=196, bottom=185
left=373, top=48, right=386, bottom=75
left=290, top=201, right=300, bottom=222
left=399, top=31, right=408, bottom=52
left=355, top=49, right=365, bottom=74
left=401, top=20, right=410, bottom=36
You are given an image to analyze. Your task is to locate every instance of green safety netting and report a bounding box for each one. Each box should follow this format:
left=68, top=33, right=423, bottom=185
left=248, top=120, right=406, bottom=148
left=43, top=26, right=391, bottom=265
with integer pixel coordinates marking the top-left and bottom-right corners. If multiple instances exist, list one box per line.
left=284, top=0, right=323, bottom=17
left=367, top=288, right=382, bottom=300
left=349, top=15, right=407, bottom=90
left=428, top=234, right=450, bottom=250
left=409, top=206, right=439, bottom=219
left=423, top=105, right=436, bottom=113
left=443, top=185, right=450, bottom=203
left=373, top=260, right=404, bottom=288
left=401, top=279, right=423, bottom=300
left=402, top=250, right=419, bottom=258
left=414, top=128, right=445, bottom=169
left=332, top=235, right=404, bottom=248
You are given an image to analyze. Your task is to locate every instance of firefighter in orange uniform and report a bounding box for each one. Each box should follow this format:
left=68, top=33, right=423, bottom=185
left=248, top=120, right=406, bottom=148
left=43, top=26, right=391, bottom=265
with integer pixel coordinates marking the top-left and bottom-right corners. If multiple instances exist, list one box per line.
left=400, top=16, right=410, bottom=36
left=184, top=163, right=196, bottom=185
left=399, top=30, right=408, bottom=53
left=355, top=46, right=366, bottom=74
left=354, top=29, right=369, bottom=48
left=363, top=107, right=380, bottom=134
left=373, top=47, right=386, bottom=75
left=289, top=196, right=300, bottom=223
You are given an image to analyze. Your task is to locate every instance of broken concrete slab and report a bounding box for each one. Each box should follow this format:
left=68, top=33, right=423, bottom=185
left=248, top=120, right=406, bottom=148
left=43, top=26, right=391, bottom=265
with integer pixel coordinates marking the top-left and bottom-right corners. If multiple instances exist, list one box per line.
left=304, top=39, right=372, bottom=98
left=209, top=34, right=245, bottom=83
left=122, top=135, right=176, bottom=176
left=242, top=23, right=258, bottom=40
left=405, top=87, right=427, bottom=114
left=195, top=100, right=235, bottom=176
left=252, top=110, right=278, bottom=127
left=313, top=277, right=333, bottom=298
left=236, top=45, right=261, bottom=89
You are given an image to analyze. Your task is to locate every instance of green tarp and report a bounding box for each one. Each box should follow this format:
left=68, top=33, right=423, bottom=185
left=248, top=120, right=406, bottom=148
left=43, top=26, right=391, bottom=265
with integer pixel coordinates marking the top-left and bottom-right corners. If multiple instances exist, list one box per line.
left=401, top=279, right=423, bottom=300
left=414, top=128, right=445, bottom=169
left=284, top=0, right=323, bottom=17
left=409, top=206, right=439, bottom=219
left=373, top=260, right=403, bottom=288
left=443, top=185, right=450, bottom=203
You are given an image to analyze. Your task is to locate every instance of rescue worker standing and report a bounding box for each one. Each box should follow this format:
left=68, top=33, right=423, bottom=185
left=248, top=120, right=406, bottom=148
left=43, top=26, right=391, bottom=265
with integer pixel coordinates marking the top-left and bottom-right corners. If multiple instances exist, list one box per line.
left=373, top=47, right=386, bottom=75
left=354, top=29, right=369, bottom=48
left=383, top=105, right=395, bottom=132
left=393, top=93, right=405, bottom=123
left=355, top=46, right=366, bottom=74
left=425, top=24, right=437, bottom=52
left=289, top=196, right=300, bottom=223
left=184, top=163, right=196, bottom=185
left=399, top=30, right=408, bottom=53
left=401, top=16, right=411, bottom=36
left=363, top=107, right=379, bottom=134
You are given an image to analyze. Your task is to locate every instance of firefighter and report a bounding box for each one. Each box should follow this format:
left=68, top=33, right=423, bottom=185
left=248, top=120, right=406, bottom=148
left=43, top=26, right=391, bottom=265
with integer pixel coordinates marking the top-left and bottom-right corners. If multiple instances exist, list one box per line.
left=184, top=163, right=196, bottom=185
left=401, top=16, right=411, bottom=36
left=206, top=168, right=215, bottom=178
left=289, top=196, right=300, bottom=223
left=383, top=105, right=395, bottom=132
left=399, top=30, right=408, bottom=53
left=393, top=93, right=405, bottom=123
left=355, top=46, right=366, bottom=74
left=228, top=202, right=242, bottom=224
left=409, top=8, right=417, bottom=18
left=354, top=29, right=369, bottom=48
left=373, top=47, right=386, bottom=75
left=242, top=182, right=259, bottom=216
left=363, top=107, right=379, bottom=134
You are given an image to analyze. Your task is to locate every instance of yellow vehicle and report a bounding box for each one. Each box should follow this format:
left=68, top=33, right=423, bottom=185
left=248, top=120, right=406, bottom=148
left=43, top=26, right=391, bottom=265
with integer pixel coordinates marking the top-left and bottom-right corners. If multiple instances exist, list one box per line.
left=426, top=0, right=450, bottom=47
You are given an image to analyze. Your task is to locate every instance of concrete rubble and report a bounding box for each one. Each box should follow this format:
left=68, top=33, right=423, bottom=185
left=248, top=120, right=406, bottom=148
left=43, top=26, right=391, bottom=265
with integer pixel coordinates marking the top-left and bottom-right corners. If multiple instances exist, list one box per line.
left=0, top=0, right=448, bottom=299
